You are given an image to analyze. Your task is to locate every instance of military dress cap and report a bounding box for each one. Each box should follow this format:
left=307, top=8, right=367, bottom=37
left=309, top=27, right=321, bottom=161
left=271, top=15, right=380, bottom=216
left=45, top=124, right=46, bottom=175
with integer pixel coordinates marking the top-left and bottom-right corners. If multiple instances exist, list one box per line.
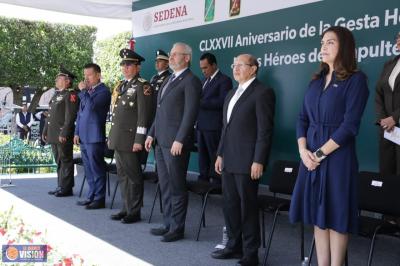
left=155, top=49, right=169, bottom=61
left=58, top=65, right=77, bottom=80
left=120, top=48, right=145, bottom=65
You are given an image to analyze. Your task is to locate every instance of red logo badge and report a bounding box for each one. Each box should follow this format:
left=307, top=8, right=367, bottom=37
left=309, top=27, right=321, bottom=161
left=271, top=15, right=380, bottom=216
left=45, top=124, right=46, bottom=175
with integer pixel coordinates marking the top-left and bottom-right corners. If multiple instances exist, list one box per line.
left=70, top=94, right=77, bottom=103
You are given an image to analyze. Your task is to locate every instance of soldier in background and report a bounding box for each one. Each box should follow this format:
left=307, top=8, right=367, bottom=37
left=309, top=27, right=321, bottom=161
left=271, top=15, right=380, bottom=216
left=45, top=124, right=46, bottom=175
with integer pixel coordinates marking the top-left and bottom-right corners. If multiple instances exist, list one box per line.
left=43, top=66, right=79, bottom=197
left=108, top=48, right=154, bottom=224
left=149, top=49, right=171, bottom=117
left=150, top=49, right=171, bottom=93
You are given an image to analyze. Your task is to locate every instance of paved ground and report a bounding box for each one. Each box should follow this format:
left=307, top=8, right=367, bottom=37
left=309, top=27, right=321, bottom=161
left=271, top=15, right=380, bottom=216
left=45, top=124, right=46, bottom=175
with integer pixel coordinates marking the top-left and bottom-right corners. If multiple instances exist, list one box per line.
left=1, top=168, right=400, bottom=266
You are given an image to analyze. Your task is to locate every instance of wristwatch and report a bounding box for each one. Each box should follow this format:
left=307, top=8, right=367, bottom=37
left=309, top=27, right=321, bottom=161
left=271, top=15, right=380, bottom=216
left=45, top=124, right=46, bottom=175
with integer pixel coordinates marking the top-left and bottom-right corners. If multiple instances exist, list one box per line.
left=315, top=149, right=327, bottom=160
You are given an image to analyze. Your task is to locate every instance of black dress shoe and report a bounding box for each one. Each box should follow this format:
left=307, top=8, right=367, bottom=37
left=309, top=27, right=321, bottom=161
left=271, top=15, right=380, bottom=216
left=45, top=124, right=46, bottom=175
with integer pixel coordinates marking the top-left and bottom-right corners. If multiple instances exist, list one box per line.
left=48, top=187, right=61, bottom=195
left=110, top=212, right=127, bottom=221
left=236, top=256, right=259, bottom=266
left=161, top=230, right=184, bottom=242
left=85, top=200, right=105, bottom=209
left=76, top=200, right=92, bottom=206
left=54, top=189, right=73, bottom=197
left=121, top=213, right=141, bottom=224
left=211, top=248, right=243, bottom=259
left=150, top=226, right=169, bottom=236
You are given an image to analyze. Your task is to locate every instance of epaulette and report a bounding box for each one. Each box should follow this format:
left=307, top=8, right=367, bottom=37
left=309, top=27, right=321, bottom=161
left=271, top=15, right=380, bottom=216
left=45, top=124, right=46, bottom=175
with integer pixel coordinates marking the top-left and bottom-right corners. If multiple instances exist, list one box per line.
left=138, top=77, right=148, bottom=83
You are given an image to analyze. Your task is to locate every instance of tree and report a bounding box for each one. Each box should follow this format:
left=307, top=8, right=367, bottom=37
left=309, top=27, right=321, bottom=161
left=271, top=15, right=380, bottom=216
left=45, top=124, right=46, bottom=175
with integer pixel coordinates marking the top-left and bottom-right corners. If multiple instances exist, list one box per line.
left=94, top=31, right=131, bottom=90
left=0, top=17, right=96, bottom=111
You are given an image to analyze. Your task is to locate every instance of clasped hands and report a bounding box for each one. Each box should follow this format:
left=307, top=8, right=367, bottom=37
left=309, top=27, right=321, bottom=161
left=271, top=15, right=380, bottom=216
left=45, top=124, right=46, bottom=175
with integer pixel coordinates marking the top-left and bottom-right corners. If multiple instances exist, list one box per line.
left=300, top=148, right=321, bottom=171
left=380, top=116, right=396, bottom=132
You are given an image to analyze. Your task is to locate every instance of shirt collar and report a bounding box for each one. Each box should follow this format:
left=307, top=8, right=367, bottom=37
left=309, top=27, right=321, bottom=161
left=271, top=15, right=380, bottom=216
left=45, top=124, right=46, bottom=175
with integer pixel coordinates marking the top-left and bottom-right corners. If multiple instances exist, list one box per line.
left=239, top=77, right=256, bottom=91
left=90, top=82, right=102, bottom=90
left=209, top=69, right=219, bottom=81
left=158, top=69, right=169, bottom=75
left=173, top=67, right=188, bottom=79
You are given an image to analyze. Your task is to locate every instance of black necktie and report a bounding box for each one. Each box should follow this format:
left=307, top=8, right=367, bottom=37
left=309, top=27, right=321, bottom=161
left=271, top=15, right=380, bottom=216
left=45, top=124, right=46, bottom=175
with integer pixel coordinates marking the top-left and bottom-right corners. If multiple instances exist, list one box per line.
left=203, top=77, right=210, bottom=90
left=121, top=80, right=128, bottom=93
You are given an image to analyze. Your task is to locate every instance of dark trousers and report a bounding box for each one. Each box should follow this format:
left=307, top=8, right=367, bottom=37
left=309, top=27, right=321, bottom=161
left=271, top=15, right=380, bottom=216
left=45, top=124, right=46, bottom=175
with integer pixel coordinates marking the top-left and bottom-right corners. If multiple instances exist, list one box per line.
left=222, top=171, right=260, bottom=259
left=51, top=142, right=74, bottom=191
left=80, top=142, right=106, bottom=201
left=18, top=128, right=30, bottom=140
left=155, top=145, right=190, bottom=233
left=197, top=130, right=221, bottom=181
left=115, top=150, right=143, bottom=215
left=379, top=136, right=400, bottom=175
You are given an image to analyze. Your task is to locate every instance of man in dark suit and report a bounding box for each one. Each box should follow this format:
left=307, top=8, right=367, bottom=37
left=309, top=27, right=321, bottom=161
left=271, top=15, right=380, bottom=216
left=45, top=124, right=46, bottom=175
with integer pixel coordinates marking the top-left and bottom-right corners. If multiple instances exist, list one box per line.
left=43, top=66, right=79, bottom=197
left=197, top=52, right=232, bottom=183
left=108, top=48, right=154, bottom=224
left=376, top=32, right=400, bottom=175
left=211, top=54, right=275, bottom=266
left=74, top=63, right=111, bottom=209
left=145, top=42, right=201, bottom=242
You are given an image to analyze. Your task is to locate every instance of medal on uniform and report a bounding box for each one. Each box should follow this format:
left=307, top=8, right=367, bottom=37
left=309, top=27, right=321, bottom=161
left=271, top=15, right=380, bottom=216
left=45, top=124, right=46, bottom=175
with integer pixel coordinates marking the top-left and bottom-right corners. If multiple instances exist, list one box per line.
left=56, top=96, right=63, bottom=101
left=127, top=86, right=136, bottom=96
left=122, top=100, right=126, bottom=105
left=129, top=102, right=134, bottom=107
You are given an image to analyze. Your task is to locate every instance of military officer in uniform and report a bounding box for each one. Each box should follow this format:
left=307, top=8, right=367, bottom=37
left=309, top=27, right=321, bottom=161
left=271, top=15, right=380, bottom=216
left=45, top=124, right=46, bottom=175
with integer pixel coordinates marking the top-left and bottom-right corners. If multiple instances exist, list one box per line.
left=150, top=49, right=171, bottom=93
left=43, top=66, right=80, bottom=197
left=108, top=48, right=154, bottom=224
left=149, top=50, right=171, bottom=117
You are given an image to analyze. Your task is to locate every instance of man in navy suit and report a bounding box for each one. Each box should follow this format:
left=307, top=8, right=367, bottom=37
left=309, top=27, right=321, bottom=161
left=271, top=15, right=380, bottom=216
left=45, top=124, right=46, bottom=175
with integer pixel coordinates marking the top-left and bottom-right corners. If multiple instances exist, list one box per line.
left=197, top=52, right=232, bottom=183
left=211, top=54, right=275, bottom=266
left=145, top=42, right=201, bottom=242
left=74, top=63, right=111, bottom=210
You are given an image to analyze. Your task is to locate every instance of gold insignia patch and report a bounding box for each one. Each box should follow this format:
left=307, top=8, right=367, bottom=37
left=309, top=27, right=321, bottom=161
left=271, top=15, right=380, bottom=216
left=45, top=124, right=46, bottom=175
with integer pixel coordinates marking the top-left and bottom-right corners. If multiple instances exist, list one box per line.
left=143, top=85, right=152, bottom=96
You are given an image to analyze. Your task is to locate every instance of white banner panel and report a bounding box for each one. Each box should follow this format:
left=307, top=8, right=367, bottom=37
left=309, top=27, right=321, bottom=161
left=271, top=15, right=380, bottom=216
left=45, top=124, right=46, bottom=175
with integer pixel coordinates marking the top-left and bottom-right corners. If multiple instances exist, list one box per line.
left=132, top=0, right=322, bottom=37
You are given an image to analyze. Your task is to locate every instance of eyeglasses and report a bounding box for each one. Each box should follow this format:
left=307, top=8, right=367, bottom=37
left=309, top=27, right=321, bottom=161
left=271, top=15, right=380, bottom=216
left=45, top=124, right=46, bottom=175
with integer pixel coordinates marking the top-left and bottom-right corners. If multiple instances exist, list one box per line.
left=169, top=52, right=188, bottom=57
left=231, top=63, right=253, bottom=69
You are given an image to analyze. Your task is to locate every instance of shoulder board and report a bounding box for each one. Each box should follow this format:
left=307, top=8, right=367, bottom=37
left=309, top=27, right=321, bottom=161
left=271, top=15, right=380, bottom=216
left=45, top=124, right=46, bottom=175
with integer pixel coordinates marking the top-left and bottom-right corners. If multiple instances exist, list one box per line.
left=138, top=77, right=147, bottom=83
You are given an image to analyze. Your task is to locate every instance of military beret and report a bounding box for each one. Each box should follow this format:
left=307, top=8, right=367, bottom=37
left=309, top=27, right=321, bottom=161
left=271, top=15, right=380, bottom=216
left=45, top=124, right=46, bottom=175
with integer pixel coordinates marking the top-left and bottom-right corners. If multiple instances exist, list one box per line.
left=155, top=49, right=169, bottom=61
left=58, top=65, right=77, bottom=80
left=120, top=48, right=145, bottom=65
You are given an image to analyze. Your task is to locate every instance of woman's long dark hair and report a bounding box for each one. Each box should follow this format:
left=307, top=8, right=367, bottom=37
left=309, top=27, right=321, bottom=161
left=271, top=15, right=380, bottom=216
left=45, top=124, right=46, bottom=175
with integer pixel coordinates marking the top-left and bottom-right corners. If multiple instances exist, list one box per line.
left=313, top=26, right=357, bottom=81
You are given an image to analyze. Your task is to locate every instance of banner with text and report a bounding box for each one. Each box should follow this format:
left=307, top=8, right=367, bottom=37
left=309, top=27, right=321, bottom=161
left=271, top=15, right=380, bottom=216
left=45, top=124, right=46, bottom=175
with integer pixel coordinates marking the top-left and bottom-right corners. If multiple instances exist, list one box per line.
left=133, top=0, right=400, bottom=174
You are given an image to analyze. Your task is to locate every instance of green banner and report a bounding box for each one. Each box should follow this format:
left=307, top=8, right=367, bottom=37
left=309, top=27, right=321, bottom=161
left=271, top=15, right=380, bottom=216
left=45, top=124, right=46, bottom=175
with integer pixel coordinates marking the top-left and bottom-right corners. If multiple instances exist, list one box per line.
left=135, top=0, right=400, bottom=178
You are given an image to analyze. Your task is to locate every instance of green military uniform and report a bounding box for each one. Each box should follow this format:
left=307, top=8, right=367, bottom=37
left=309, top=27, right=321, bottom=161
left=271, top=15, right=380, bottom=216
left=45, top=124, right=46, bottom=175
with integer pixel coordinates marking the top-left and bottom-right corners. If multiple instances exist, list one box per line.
left=108, top=48, right=154, bottom=220
left=43, top=67, right=79, bottom=196
left=108, top=77, right=153, bottom=151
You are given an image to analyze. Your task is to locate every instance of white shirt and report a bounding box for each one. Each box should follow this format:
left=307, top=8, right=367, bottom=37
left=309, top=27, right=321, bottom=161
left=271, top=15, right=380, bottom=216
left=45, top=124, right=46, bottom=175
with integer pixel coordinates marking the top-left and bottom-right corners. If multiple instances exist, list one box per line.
left=158, top=69, right=169, bottom=76
left=227, top=77, right=256, bottom=122
left=16, top=112, right=33, bottom=128
left=389, top=58, right=400, bottom=91
left=203, top=69, right=219, bottom=88
left=173, top=67, right=188, bottom=79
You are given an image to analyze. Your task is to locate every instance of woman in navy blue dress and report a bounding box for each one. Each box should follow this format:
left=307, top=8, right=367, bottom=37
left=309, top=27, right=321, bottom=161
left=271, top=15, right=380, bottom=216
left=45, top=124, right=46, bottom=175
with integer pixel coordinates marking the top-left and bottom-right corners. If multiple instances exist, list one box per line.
left=289, top=26, right=369, bottom=266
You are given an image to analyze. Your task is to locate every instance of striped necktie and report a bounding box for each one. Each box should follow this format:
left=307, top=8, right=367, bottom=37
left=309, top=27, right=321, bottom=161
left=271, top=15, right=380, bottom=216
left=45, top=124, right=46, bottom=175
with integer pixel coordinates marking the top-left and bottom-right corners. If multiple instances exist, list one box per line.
left=160, top=74, right=176, bottom=98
